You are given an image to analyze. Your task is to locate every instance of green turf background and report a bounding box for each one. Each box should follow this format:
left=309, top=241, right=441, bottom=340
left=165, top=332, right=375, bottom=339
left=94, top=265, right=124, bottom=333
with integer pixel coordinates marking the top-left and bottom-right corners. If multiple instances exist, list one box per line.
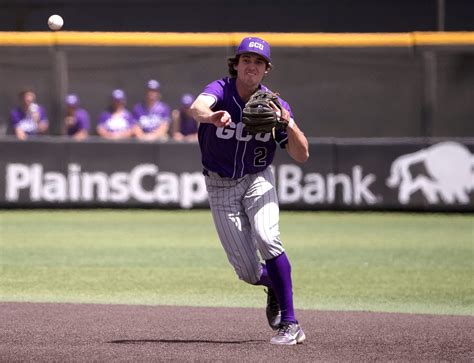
left=0, top=210, right=472, bottom=315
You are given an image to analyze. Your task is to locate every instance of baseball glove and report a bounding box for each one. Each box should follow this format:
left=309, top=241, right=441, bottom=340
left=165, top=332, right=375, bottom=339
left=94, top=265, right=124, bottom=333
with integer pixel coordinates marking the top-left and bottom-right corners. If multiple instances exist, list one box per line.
left=242, top=90, right=289, bottom=135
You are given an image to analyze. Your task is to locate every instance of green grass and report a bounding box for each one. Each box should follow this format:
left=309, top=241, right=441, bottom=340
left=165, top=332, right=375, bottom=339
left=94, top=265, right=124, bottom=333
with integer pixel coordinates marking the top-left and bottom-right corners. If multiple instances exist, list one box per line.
left=0, top=210, right=472, bottom=315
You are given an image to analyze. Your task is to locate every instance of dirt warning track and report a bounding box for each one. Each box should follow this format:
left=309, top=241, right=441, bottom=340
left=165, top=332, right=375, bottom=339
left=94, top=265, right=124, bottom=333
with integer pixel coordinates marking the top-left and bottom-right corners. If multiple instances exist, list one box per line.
left=1, top=302, right=472, bottom=361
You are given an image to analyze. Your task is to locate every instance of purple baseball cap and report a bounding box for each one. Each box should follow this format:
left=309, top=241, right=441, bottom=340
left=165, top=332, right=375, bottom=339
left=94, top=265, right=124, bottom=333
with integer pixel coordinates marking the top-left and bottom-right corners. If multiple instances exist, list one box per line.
left=65, top=94, right=79, bottom=106
left=181, top=93, right=194, bottom=107
left=147, top=79, right=160, bottom=91
left=236, top=37, right=271, bottom=63
left=112, top=89, right=126, bottom=101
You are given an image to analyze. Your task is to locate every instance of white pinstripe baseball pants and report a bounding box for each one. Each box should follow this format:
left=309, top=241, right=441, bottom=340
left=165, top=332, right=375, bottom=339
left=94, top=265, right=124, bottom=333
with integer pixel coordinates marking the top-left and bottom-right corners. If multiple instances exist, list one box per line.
left=205, top=166, right=285, bottom=285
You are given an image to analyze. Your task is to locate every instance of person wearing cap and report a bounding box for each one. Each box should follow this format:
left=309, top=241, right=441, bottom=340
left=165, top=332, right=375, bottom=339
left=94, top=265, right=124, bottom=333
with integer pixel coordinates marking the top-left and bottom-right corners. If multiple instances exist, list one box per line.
left=10, top=88, right=49, bottom=140
left=97, top=89, right=135, bottom=140
left=171, top=93, right=198, bottom=142
left=63, top=94, right=90, bottom=140
left=189, top=37, right=309, bottom=345
left=132, top=79, right=171, bottom=141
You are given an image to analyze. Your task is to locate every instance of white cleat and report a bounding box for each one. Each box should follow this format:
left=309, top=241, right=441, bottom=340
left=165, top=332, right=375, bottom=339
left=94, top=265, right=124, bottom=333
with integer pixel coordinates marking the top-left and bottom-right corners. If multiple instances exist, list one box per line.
left=270, top=322, right=306, bottom=345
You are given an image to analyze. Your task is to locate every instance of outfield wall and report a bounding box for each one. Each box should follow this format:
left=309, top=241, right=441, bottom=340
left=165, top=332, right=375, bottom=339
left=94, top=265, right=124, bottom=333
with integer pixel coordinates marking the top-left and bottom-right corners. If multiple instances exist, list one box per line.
left=1, top=137, right=472, bottom=211
left=1, top=32, right=474, bottom=139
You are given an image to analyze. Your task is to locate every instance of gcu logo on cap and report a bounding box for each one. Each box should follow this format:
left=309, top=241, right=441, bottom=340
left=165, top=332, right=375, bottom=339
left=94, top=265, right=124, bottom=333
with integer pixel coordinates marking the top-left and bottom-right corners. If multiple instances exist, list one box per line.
left=236, top=37, right=271, bottom=63
left=249, top=41, right=264, bottom=50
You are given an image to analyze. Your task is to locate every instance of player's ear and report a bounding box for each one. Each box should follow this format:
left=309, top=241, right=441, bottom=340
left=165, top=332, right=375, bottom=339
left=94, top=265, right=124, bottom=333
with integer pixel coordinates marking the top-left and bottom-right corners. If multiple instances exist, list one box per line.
left=265, top=62, right=273, bottom=74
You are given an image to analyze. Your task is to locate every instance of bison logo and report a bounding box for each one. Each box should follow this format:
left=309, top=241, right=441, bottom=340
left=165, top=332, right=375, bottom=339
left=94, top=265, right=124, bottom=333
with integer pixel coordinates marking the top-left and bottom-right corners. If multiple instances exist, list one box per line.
left=386, top=141, right=474, bottom=204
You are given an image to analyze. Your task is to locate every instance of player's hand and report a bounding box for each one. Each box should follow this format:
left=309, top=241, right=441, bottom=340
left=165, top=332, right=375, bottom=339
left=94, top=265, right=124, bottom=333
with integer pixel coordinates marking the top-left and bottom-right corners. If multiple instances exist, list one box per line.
left=209, top=110, right=231, bottom=128
left=269, top=101, right=290, bottom=122
left=65, top=116, right=75, bottom=126
left=38, top=122, right=48, bottom=133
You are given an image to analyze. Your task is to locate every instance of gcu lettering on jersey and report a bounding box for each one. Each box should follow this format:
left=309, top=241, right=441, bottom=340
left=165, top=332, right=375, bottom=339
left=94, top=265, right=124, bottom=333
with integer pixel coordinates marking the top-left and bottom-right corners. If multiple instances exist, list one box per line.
left=216, top=122, right=271, bottom=142
left=249, top=41, right=264, bottom=50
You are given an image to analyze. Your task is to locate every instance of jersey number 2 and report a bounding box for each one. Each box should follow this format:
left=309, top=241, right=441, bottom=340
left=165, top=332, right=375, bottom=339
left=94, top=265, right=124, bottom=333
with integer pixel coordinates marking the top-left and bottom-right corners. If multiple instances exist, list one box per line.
left=254, top=147, right=267, bottom=167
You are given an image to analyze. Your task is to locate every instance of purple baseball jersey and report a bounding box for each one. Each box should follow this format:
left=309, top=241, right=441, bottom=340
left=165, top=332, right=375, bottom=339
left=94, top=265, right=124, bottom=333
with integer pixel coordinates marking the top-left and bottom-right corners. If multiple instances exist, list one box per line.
left=179, top=110, right=198, bottom=136
left=10, top=105, right=48, bottom=136
left=66, top=108, right=90, bottom=136
left=98, top=110, right=135, bottom=133
left=133, top=101, right=171, bottom=133
left=198, top=77, right=290, bottom=179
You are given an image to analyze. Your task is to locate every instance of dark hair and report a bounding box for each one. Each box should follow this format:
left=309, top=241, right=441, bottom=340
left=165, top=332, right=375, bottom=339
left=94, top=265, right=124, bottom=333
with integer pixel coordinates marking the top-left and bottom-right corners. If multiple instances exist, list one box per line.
left=227, top=56, right=239, bottom=77
left=227, top=55, right=273, bottom=77
left=18, top=87, right=35, bottom=99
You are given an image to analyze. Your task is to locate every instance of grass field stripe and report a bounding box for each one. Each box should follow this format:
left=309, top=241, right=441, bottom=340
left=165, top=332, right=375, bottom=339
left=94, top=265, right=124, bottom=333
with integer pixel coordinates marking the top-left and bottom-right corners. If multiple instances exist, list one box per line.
left=1, top=210, right=471, bottom=315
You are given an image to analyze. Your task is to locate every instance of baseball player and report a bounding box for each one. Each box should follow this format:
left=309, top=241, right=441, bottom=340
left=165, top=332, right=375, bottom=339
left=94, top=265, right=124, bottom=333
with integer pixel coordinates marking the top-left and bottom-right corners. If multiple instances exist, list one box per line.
left=189, top=37, right=309, bottom=345
left=171, top=93, right=199, bottom=142
left=10, top=88, right=48, bottom=140
left=97, top=89, right=135, bottom=140
left=63, top=94, right=90, bottom=140
left=133, top=80, right=171, bottom=141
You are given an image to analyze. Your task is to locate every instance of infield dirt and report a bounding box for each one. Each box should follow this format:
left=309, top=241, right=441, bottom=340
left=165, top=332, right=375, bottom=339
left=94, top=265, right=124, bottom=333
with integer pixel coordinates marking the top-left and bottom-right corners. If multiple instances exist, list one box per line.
left=1, top=302, right=472, bottom=361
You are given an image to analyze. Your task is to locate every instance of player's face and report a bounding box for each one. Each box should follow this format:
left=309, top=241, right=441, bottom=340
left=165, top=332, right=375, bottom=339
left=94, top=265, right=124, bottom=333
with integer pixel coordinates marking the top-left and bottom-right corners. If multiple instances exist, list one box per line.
left=235, top=53, right=268, bottom=87
left=146, top=90, right=159, bottom=103
left=22, top=92, right=36, bottom=108
left=112, top=99, right=126, bottom=110
left=183, top=106, right=192, bottom=116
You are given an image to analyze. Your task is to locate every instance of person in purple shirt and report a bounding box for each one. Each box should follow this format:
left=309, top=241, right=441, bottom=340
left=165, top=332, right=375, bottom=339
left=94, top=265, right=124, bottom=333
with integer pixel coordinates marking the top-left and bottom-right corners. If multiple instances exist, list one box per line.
left=171, top=93, right=198, bottom=142
left=63, top=94, right=90, bottom=140
left=97, top=89, right=135, bottom=140
left=10, top=88, right=48, bottom=140
left=133, top=79, right=171, bottom=141
left=189, top=37, right=309, bottom=345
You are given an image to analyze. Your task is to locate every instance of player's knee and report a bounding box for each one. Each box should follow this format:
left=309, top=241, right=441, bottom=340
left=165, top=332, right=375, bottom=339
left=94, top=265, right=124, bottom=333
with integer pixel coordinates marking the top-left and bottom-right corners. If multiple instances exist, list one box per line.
left=237, top=270, right=260, bottom=285
left=254, top=235, right=285, bottom=261
left=253, top=232, right=272, bottom=248
left=253, top=225, right=280, bottom=246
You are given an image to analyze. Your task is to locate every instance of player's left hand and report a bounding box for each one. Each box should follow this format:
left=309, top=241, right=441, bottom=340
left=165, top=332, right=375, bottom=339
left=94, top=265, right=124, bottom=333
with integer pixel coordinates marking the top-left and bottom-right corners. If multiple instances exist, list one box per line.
left=269, top=101, right=290, bottom=122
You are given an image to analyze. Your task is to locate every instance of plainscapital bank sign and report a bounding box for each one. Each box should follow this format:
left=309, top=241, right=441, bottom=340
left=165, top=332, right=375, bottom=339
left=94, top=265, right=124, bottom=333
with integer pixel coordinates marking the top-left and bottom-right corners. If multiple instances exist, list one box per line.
left=1, top=140, right=473, bottom=210
left=5, top=162, right=378, bottom=207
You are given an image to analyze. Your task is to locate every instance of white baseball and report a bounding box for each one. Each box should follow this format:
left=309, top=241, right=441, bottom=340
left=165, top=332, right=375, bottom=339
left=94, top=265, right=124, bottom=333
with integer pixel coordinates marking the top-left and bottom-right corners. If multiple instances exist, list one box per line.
left=48, top=15, right=64, bottom=31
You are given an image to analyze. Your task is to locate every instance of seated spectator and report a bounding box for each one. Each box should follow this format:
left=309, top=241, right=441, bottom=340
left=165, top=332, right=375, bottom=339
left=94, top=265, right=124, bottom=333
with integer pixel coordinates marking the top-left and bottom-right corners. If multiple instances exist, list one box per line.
left=97, top=89, right=135, bottom=140
left=171, top=93, right=198, bottom=142
left=63, top=94, right=90, bottom=140
left=133, top=79, right=171, bottom=141
left=10, top=88, right=48, bottom=140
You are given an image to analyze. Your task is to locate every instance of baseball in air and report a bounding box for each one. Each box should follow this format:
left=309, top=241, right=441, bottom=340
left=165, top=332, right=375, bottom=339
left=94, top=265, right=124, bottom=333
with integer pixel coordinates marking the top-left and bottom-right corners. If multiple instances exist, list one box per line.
left=48, top=15, right=64, bottom=31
